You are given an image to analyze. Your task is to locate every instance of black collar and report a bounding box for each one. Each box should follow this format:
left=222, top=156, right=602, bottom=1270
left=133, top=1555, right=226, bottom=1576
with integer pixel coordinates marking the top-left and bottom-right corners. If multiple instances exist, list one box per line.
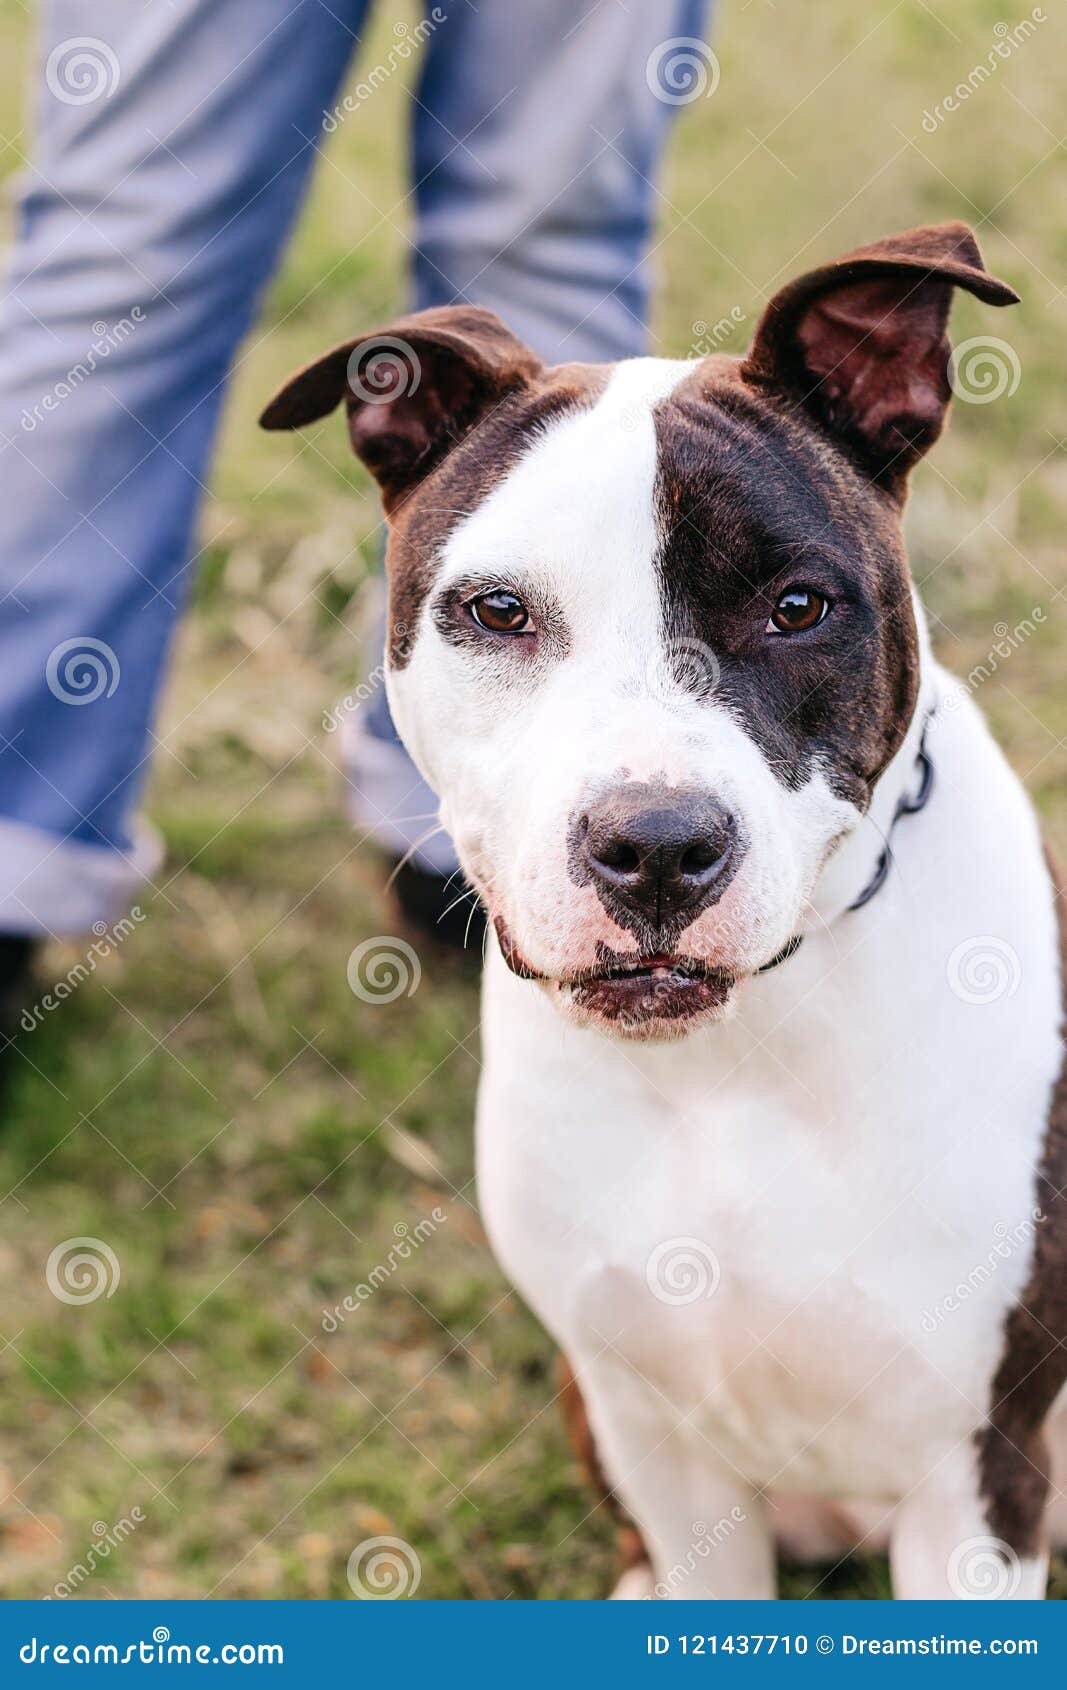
left=756, top=711, right=936, bottom=974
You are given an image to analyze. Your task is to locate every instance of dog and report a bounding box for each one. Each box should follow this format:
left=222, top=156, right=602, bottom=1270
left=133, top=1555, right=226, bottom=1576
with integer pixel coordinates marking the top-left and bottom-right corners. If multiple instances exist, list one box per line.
left=262, top=223, right=1067, bottom=1600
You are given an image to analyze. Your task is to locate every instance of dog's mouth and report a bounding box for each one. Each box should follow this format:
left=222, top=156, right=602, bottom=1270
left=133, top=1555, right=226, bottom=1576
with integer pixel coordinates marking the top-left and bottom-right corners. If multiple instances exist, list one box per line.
left=494, top=920, right=736, bottom=1033
left=565, top=955, right=736, bottom=1028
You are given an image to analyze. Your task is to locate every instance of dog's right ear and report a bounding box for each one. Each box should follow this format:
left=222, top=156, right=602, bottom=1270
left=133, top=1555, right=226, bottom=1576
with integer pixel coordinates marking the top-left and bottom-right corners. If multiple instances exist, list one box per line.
left=259, top=306, right=543, bottom=508
left=740, top=223, right=1019, bottom=488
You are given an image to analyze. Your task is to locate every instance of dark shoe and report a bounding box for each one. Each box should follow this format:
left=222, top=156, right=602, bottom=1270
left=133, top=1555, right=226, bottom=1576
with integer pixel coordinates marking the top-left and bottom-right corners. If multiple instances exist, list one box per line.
left=391, top=861, right=487, bottom=958
left=0, top=936, right=38, bottom=1094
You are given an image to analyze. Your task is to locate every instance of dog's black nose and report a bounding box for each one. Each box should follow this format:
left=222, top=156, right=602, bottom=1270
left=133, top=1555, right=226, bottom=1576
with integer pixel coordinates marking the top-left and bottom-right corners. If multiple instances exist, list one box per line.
left=576, top=785, right=739, bottom=932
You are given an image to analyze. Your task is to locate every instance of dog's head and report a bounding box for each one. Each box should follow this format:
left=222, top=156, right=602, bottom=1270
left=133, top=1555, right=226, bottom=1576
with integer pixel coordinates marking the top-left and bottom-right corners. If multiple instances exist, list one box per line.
left=263, top=224, right=1017, bottom=1039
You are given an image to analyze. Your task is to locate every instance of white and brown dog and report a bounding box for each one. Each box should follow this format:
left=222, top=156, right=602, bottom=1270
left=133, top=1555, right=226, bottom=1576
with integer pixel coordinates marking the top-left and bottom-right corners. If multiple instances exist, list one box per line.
left=263, top=224, right=1067, bottom=1600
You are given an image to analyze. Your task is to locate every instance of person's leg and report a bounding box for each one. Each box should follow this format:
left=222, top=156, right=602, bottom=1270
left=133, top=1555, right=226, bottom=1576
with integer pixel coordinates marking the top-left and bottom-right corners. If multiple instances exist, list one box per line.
left=347, top=0, right=712, bottom=878
left=0, top=0, right=368, bottom=937
left=412, top=0, right=713, bottom=363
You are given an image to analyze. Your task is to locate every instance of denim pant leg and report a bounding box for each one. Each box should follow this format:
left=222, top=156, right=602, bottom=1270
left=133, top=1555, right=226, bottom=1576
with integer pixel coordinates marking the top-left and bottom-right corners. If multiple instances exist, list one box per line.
left=347, top=0, right=712, bottom=869
left=0, top=0, right=367, bottom=934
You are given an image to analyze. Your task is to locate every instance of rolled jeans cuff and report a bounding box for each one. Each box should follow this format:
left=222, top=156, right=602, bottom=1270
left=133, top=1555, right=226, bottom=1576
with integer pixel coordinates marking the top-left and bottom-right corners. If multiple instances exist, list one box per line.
left=0, top=815, right=164, bottom=937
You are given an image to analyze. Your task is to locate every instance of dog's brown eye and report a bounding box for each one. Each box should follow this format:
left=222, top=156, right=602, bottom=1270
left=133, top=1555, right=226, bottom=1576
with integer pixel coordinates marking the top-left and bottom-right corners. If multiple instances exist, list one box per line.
left=469, top=590, right=532, bottom=634
left=767, top=586, right=829, bottom=635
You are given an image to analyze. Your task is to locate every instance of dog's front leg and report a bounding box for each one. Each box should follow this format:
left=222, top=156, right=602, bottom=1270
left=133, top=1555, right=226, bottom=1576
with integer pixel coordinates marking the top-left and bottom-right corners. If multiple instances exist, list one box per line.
left=578, top=1358, right=774, bottom=1599
left=889, top=1451, right=1048, bottom=1599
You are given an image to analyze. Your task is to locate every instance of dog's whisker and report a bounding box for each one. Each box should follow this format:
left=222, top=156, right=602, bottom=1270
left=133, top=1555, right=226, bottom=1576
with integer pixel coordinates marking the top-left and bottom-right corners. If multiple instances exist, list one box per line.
left=383, top=823, right=448, bottom=893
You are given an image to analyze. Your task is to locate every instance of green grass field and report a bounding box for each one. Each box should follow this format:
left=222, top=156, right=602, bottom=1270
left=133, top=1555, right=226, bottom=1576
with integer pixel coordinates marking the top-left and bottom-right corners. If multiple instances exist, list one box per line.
left=2, top=0, right=1066, bottom=1599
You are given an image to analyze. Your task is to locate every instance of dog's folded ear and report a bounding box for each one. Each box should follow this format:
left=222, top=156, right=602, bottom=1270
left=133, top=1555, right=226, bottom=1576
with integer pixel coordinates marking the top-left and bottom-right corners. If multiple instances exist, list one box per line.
left=741, top=222, right=1019, bottom=487
left=259, top=305, right=543, bottom=506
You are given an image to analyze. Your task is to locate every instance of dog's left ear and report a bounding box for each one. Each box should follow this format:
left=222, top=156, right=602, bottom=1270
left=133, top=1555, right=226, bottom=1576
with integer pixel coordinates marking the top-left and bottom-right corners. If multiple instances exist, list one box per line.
left=741, top=222, right=1019, bottom=488
left=259, top=305, right=543, bottom=508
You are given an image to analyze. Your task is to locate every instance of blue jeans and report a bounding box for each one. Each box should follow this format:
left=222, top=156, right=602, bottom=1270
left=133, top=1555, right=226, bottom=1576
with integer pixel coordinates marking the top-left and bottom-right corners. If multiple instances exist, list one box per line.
left=0, top=0, right=708, bottom=933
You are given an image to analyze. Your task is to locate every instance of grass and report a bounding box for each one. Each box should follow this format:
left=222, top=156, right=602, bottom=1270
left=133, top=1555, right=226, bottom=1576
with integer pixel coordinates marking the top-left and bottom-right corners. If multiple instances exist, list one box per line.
left=1, top=0, right=1066, bottom=1599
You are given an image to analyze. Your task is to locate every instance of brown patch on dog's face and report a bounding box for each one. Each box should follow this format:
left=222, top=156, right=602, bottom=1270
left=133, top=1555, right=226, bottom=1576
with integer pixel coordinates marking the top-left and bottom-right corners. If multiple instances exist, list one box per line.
left=652, top=359, right=920, bottom=809
left=643, top=223, right=1018, bottom=810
